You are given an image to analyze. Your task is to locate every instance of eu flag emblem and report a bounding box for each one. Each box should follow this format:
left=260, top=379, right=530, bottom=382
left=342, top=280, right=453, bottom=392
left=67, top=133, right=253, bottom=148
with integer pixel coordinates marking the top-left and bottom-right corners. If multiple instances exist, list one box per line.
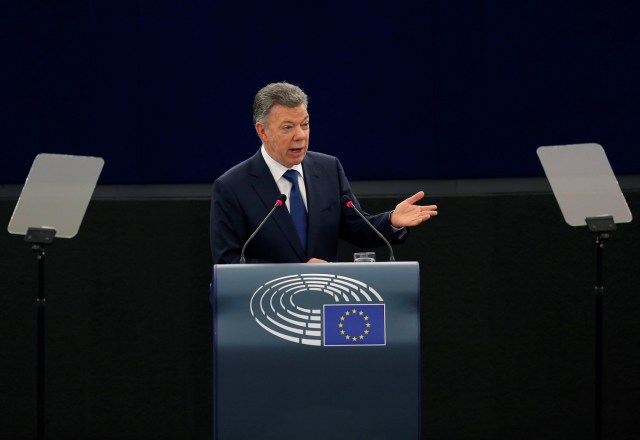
left=323, top=304, right=386, bottom=346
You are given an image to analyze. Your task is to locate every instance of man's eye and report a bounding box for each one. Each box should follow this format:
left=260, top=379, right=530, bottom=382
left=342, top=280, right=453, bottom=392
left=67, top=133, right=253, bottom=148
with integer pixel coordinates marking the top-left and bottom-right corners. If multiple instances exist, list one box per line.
left=302, top=123, right=310, bottom=129
left=282, top=126, right=292, bottom=131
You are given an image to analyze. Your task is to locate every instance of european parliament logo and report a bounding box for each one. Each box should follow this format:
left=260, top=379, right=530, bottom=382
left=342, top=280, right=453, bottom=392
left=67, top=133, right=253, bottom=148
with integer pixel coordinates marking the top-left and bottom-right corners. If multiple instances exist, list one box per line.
left=249, top=273, right=387, bottom=347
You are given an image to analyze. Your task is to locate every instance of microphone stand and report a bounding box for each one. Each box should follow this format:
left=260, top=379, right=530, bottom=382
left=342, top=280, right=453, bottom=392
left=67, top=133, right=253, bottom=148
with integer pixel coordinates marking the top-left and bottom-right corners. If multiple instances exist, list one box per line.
left=240, top=196, right=286, bottom=263
left=343, top=197, right=395, bottom=261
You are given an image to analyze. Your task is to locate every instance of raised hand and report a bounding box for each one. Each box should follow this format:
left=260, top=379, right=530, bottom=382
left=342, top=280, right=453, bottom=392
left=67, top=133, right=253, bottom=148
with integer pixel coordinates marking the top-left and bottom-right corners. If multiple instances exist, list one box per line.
left=390, top=191, right=438, bottom=228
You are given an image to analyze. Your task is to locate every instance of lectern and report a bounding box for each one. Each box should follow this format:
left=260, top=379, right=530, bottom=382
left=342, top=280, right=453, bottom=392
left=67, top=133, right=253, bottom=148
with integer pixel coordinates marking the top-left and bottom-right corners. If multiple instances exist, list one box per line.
left=210, top=262, right=421, bottom=439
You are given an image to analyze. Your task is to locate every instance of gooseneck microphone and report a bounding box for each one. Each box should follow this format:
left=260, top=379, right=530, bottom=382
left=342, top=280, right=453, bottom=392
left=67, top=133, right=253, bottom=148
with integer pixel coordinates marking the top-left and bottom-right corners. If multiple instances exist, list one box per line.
left=341, top=195, right=395, bottom=261
left=240, top=194, right=287, bottom=264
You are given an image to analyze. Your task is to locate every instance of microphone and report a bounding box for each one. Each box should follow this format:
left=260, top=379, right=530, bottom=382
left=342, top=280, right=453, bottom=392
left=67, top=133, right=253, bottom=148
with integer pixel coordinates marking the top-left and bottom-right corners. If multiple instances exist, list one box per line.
left=240, top=194, right=287, bottom=264
left=341, top=195, right=395, bottom=262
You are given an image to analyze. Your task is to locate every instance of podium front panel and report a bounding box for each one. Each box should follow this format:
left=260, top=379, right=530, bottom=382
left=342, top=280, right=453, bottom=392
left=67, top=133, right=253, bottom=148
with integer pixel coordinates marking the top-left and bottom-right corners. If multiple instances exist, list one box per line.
left=211, top=262, right=420, bottom=439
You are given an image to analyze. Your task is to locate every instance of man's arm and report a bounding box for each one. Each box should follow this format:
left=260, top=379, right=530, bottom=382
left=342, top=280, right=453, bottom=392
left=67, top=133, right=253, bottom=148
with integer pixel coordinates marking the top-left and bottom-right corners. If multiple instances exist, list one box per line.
left=335, top=161, right=437, bottom=247
left=211, top=177, right=285, bottom=264
left=210, top=178, right=244, bottom=264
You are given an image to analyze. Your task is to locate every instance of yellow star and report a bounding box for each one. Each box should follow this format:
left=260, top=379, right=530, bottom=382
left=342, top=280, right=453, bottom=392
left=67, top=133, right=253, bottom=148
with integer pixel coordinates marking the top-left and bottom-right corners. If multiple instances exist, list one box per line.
left=340, top=316, right=345, bottom=321
left=366, top=323, right=371, bottom=327
left=359, top=335, right=364, bottom=340
left=338, top=323, right=343, bottom=328
left=364, top=330, right=369, bottom=334
left=345, top=335, right=350, bottom=340
left=364, top=316, right=369, bottom=321
left=340, top=330, right=345, bottom=335
left=359, top=311, right=364, bottom=315
left=352, top=336, right=357, bottom=341
left=345, top=311, right=350, bottom=316
left=352, top=309, right=357, bottom=314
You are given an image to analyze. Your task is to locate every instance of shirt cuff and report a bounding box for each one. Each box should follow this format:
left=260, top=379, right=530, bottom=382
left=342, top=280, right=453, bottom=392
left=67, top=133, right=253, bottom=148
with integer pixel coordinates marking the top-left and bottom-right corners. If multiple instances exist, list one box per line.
left=389, top=210, right=407, bottom=235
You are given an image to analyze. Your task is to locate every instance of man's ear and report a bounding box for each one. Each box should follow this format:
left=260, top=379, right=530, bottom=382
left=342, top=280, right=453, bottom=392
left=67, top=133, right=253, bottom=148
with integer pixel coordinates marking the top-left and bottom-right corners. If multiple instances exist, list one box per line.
left=255, top=122, right=268, bottom=143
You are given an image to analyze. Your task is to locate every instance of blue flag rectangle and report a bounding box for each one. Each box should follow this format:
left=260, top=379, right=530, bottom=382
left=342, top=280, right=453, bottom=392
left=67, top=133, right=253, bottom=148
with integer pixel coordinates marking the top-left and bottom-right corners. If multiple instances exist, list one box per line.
left=323, top=304, right=386, bottom=346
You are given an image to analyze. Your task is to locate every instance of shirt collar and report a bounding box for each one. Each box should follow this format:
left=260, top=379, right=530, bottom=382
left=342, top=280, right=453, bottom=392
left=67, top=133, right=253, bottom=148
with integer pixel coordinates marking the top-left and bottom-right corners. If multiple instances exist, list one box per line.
left=260, top=145, right=304, bottom=181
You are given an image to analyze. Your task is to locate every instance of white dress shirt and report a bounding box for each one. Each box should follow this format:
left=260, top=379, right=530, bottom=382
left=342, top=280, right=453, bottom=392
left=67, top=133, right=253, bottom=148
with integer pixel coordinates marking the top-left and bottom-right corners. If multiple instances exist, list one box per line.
left=261, top=145, right=308, bottom=212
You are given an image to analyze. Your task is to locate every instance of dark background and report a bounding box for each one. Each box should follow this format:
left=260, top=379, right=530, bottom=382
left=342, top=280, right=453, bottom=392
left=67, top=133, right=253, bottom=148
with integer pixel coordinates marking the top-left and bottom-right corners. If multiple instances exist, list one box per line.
left=1, top=194, right=639, bottom=439
left=2, top=1, right=640, bottom=439
left=2, top=1, right=640, bottom=184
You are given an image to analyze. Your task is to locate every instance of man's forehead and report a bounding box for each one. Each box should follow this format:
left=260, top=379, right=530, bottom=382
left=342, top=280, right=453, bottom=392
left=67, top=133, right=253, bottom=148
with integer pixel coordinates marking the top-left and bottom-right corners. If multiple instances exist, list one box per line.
left=269, top=104, right=309, bottom=121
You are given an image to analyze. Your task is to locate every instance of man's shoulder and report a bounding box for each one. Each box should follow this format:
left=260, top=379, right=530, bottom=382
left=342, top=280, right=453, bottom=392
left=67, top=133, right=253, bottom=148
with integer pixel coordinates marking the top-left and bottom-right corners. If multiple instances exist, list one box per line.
left=216, top=150, right=262, bottom=183
left=304, top=150, right=340, bottom=170
left=306, top=150, right=337, bottom=162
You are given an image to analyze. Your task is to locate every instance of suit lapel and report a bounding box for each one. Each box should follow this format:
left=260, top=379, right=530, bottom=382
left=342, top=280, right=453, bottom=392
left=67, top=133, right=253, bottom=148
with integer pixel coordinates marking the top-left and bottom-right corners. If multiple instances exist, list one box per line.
left=302, top=153, right=325, bottom=259
left=248, top=151, right=306, bottom=260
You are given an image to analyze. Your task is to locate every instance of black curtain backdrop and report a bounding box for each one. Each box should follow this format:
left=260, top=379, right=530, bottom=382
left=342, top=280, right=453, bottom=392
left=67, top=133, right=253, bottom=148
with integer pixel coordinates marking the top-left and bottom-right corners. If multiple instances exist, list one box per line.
left=1, top=192, right=639, bottom=439
left=2, top=0, right=640, bottom=185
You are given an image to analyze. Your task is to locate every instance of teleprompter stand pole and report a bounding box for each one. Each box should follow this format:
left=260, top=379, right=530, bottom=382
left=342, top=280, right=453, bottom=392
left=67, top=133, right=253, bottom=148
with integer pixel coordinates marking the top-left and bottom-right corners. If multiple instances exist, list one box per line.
left=25, top=227, right=56, bottom=440
left=586, top=216, right=615, bottom=440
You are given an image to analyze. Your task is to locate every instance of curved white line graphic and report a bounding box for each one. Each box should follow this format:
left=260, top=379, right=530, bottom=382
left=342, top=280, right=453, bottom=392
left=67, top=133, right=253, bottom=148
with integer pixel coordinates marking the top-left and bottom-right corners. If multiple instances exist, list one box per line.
left=249, top=273, right=384, bottom=346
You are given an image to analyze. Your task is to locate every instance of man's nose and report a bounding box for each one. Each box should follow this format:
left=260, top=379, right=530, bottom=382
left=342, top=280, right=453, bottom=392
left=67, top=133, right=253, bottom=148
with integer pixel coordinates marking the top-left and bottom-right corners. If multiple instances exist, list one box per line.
left=293, top=125, right=307, bottom=139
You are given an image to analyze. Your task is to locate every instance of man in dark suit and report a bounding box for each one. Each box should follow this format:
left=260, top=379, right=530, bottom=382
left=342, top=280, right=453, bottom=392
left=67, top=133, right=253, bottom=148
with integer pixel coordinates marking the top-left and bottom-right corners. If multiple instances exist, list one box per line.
left=210, top=82, right=437, bottom=264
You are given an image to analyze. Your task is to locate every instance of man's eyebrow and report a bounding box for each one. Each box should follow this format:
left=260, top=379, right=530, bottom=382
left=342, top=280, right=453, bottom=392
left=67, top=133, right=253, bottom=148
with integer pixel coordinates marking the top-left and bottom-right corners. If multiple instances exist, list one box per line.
left=280, top=116, right=309, bottom=125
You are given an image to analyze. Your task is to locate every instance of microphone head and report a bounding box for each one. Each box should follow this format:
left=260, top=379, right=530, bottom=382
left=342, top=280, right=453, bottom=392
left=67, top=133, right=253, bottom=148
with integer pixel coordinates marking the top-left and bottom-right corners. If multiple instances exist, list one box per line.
left=341, top=195, right=353, bottom=208
left=276, top=194, right=287, bottom=206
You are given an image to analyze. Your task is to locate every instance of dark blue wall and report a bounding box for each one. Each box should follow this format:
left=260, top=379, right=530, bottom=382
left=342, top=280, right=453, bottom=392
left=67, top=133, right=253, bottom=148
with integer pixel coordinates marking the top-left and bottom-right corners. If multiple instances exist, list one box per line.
left=3, top=1, right=639, bottom=184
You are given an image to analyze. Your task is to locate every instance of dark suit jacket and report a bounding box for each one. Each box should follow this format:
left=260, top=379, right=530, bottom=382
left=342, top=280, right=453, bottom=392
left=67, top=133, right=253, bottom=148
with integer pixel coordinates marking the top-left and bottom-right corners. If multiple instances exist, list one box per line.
left=210, top=150, right=407, bottom=264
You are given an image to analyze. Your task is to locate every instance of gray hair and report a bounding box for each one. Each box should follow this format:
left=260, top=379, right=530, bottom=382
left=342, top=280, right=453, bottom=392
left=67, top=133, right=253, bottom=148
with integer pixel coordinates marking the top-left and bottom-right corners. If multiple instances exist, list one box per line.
left=253, top=82, right=308, bottom=125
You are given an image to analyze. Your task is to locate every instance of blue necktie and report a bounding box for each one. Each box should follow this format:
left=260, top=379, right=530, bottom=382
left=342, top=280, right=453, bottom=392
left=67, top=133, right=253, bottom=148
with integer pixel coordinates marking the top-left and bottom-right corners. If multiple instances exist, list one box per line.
left=283, top=169, right=307, bottom=251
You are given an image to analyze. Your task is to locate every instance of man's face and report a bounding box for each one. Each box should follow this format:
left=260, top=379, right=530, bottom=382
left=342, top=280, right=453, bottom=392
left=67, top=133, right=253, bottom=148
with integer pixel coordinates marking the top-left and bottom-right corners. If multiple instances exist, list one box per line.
left=256, top=104, right=310, bottom=168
